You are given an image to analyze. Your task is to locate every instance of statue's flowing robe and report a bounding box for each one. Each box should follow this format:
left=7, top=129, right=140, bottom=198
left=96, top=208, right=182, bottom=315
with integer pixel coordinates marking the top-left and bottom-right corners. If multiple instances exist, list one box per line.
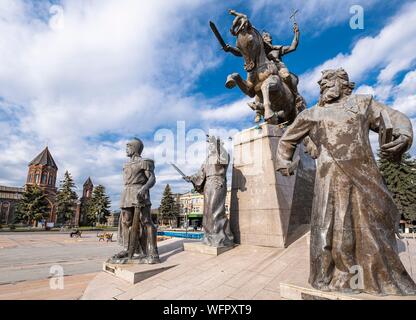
left=276, top=94, right=416, bottom=295
left=190, top=155, right=234, bottom=248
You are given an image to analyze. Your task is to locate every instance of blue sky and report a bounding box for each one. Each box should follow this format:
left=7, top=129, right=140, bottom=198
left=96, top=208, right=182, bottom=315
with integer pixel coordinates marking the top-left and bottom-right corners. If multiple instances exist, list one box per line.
left=0, top=0, right=415, bottom=208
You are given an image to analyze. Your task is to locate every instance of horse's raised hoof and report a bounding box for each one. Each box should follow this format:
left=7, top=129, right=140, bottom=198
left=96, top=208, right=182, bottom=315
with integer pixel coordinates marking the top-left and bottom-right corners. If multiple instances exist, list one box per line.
left=264, top=110, right=275, bottom=121
left=225, top=74, right=237, bottom=89
left=264, top=112, right=279, bottom=125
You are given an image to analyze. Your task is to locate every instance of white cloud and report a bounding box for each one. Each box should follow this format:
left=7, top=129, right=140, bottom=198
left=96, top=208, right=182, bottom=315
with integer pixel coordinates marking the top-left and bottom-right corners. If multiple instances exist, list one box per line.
left=200, top=98, right=252, bottom=122
left=355, top=85, right=375, bottom=96
left=1, top=0, right=415, bottom=211
left=295, top=2, right=416, bottom=159
left=0, top=0, right=231, bottom=208
left=347, top=70, right=416, bottom=157
left=250, top=0, right=383, bottom=36
left=299, top=1, right=416, bottom=102
left=392, top=70, right=416, bottom=116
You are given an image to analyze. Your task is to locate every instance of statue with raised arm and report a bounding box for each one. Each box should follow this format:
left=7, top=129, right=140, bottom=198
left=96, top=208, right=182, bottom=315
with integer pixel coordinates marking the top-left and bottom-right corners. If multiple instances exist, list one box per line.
left=109, top=138, right=160, bottom=264
left=276, top=68, right=416, bottom=295
left=262, top=23, right=300, bottom=95
left=211, top=9, right=306, bottom=124
left=183, top=136, right=234, bottom=248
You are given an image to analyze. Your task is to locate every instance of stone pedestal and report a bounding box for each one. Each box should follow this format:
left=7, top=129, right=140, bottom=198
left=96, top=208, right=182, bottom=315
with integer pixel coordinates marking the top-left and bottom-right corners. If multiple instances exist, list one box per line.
left=103, top=262, right=176, bottom=284
left=230, top=123, right=315, bottom=248
left=280, top=283, right=416, bottom=300
left=183, top=241, right=235, bottom=256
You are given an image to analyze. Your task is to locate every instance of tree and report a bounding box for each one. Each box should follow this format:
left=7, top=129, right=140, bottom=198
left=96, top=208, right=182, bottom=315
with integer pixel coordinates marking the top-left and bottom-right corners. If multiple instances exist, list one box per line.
left=14, top=185, right=50, bottom=227
left=80, top=197, right=94, bottom=226
left=159, top=184, right=179, bottom=226
left=56, top=171, right=78, bottom=225
left=377, top=151, right=416, bottom=222
left=88, top=185, right=111, bottom=225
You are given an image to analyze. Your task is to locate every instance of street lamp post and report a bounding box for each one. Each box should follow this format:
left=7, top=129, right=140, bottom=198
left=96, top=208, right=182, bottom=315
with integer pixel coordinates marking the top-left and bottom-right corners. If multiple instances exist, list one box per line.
left=185, top=208, right=188, bottom=238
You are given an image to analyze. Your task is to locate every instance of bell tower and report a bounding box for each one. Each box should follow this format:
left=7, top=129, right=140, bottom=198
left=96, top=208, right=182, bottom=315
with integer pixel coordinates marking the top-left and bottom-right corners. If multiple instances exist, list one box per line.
left=74, top=177, right=94, bottom=226
left=82, top=177, right=94, bottom=199
left=26, top=147, right=58, bottom=223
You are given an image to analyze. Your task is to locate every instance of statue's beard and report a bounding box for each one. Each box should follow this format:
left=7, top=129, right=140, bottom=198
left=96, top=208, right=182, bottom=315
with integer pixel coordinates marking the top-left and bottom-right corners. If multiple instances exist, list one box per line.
left=319, top=85, right=341, bottom=106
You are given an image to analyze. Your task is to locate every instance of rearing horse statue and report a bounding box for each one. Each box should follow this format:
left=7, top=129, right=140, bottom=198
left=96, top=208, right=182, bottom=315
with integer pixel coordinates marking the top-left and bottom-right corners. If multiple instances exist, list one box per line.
left=220, top=9, right=305, bottom=124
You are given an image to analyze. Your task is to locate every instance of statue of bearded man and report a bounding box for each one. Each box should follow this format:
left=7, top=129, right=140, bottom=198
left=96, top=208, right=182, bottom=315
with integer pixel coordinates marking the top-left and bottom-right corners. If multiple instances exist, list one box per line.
left=276, top=68, right=416, bottom=296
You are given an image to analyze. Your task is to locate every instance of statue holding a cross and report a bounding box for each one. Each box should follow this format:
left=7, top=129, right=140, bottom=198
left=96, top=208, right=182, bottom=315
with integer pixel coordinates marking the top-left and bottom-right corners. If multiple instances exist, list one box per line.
left=260, top=10, right=303, bottom=121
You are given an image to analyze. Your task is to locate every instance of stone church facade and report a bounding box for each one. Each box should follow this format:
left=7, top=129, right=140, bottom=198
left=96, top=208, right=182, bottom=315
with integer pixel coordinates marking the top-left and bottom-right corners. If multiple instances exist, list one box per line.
left=0, top=147, right=94, bottom=226
left=26, top=147, right=58, bottom=222
left=0, top=186, right=24, bottom=225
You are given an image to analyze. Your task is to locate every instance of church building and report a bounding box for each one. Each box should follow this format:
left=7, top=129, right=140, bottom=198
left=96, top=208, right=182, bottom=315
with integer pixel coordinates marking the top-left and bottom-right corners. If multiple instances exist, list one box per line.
left=26, top=147, right=58, bottom=223
left=0, top=146, right=96, bottom=227
left=74, top=177, right=94, bottom=226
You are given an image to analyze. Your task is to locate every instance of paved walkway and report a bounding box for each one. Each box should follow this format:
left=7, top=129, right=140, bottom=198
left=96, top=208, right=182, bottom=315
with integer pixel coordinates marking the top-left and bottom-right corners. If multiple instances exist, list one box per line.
left=0, top=231, right=120, bottom=299
left=0, top=273, right=97, bottom=300
left=82, top=235, right=416, bottom=300
left=0, top=231, right=119, bottom=285
left=82, top=235, right=307, bottom=300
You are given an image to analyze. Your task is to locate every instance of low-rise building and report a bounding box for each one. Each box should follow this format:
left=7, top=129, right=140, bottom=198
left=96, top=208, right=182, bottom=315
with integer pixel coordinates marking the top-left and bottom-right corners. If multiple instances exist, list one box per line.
left=106, top=210, right=120, bottom=227
left=0, top=186, right=24, bottom=225
left=176, top=188, right=231, bottom=228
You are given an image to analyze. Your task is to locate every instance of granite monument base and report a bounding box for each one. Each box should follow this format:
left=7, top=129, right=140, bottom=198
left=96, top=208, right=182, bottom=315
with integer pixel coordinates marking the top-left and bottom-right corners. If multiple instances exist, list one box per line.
left=230, top=123, right=315, bottom=248
left=103, top=261, right=176, bottom=284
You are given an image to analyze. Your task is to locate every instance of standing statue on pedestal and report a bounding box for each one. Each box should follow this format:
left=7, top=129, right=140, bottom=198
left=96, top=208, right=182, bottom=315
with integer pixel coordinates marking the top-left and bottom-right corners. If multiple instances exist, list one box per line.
left=210, top=9, right=306, bottom=124
left=110, top=138, right=160, bottom=264
left=183, top=136, right=234, bottom=248
left=276, top=68, right=416, bottom=295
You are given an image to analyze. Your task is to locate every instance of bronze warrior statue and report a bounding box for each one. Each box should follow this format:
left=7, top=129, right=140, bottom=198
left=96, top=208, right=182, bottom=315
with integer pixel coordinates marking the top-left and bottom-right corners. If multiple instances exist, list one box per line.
left=184, top=136, right=234, bottom=248
left=262, top=24, right=300, bottom=98
left=211, top=9, right=305, bottom=124
left=276, top=68, right=416, bottom=295
left=110, top=138, right=160, bottom=264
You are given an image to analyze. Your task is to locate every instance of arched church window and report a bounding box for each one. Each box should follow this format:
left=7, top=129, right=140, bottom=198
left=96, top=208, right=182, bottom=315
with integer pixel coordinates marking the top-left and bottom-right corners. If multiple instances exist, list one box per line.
left=35, top=174, right=40, bottom=184
left=41, top=173, right=47, bottom=184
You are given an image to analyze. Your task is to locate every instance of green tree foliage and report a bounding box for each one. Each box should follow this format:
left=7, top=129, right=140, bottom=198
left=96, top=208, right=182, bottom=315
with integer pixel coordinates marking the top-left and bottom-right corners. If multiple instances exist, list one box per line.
left=159, top=184, right=179, bottom=225
left=14, top=185, right=50, bottom=227
left=56, top=171, right=78, bottom=225
left=377, top=152, right=416, bottom=222
left=81, top=197, right=94, bottom=226
left=88, top=185, right=111, bottom=225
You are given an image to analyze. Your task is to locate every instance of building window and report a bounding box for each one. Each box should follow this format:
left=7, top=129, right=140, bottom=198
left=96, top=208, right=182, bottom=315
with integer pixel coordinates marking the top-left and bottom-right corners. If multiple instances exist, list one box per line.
left=35, top=174, right=40, bottom=184
left=48, top=175, right=53, bottom=185
left=41, top=173, right=47, bottom=184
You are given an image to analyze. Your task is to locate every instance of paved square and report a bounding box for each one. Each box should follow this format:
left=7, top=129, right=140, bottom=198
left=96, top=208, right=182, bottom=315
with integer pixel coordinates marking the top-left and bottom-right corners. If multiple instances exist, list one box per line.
left=0, top=231, right=120, bottom=299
